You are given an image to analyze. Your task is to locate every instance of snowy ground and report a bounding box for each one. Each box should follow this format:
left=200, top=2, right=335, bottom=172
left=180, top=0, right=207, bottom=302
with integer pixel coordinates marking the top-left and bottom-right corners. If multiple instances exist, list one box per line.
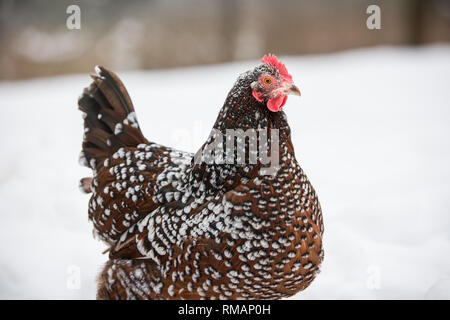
left=0, top=45, right=449, bottom=299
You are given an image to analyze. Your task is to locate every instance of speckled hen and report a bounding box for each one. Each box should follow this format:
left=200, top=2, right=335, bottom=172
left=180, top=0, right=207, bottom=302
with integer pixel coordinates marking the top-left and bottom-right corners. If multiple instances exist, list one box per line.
left=78, top=54, right=324, bottom=300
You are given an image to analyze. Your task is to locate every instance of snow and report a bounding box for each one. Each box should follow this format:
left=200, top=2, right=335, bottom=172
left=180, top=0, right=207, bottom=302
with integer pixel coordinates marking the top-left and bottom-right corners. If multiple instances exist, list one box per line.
left=0, top=45, right=449, bottom=299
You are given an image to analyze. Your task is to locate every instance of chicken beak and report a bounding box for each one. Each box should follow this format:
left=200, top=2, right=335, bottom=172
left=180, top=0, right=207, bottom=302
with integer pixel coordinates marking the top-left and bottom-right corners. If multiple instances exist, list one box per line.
left=284, top=83, right=301, bottom=96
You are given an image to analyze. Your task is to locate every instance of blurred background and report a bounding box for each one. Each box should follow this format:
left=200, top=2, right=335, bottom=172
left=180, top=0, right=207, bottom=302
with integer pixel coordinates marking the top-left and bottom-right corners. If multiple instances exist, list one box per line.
left=1, top=0, right=450, bottom=80
left=0, top=0, right=450, bottom=300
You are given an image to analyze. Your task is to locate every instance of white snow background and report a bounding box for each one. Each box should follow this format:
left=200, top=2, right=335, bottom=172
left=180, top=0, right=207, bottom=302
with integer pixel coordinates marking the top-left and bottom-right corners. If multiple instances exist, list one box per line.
left=0, top=46, right=449, bottom=299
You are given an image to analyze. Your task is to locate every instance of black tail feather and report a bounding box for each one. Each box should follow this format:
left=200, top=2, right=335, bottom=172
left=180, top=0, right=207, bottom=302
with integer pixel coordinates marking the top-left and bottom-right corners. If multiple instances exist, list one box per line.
left=78, top=66, right=147, bottom=170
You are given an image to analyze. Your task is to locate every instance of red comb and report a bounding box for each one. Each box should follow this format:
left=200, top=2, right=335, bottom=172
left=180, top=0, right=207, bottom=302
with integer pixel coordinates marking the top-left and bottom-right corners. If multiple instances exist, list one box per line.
left=261, top=54, right=292, bottom=81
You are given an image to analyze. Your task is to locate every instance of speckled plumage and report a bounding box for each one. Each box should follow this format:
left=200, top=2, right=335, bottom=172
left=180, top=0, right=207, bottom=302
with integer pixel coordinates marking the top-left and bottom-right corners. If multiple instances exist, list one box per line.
left=78, top=62, right=324, bottom=300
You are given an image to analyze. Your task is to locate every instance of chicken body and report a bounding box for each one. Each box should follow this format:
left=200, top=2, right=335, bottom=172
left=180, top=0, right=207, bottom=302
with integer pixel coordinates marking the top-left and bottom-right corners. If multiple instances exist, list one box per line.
left=78, top=60, right=323, bottom=300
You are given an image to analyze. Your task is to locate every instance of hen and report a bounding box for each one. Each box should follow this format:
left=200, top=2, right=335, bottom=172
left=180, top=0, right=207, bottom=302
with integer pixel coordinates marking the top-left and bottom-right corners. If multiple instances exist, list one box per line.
left=78, top=54, right=324, bottom=300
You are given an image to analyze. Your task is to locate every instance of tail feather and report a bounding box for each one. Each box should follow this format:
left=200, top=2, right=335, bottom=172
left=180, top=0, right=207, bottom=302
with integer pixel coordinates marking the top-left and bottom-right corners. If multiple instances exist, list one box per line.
left=78, top=66, right=147, bottom=170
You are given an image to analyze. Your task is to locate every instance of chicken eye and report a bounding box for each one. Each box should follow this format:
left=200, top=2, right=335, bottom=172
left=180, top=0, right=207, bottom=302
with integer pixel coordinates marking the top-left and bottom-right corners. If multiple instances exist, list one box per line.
left=263, top=77, right=272, bottom=85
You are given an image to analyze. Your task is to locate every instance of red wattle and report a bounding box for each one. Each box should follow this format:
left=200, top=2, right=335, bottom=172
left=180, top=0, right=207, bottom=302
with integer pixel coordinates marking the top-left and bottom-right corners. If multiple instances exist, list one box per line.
left=267, top=95, right=288, bottom=112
